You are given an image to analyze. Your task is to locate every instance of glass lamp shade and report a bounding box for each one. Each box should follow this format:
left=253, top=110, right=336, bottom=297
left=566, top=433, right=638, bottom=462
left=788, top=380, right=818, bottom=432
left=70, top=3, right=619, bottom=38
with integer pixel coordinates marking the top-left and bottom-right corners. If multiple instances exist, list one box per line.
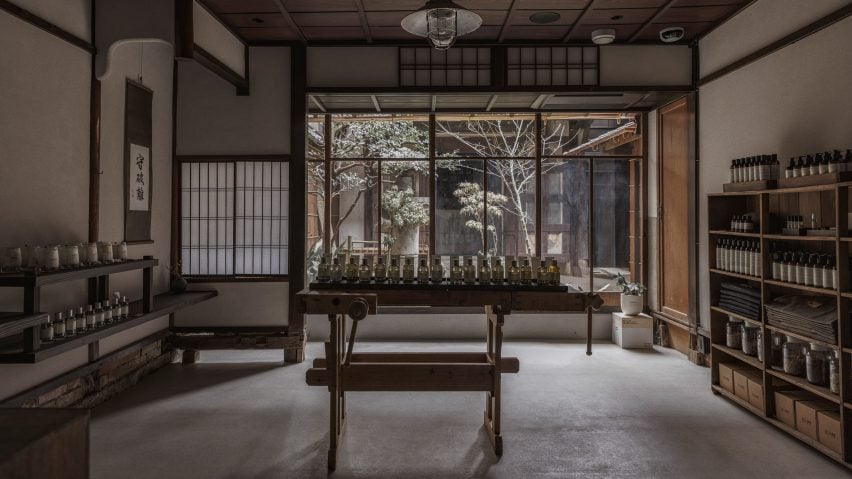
left=401, top=0, right=482, bottom=50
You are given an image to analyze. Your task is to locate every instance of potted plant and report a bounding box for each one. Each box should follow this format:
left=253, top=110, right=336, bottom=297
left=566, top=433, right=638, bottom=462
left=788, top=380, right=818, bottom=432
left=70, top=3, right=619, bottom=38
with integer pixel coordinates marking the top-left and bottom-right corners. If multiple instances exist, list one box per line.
left=616, top=273, right=646, bottom=315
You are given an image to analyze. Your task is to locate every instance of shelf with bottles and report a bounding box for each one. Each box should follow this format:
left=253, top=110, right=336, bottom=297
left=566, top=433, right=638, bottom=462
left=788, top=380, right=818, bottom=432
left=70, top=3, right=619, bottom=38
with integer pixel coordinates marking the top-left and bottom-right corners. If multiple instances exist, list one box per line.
left=778, top=150, right=852, bottom=189
left=708, top=230, right=760, bottom=238
left=723, top=154, right=780, bottom=193
left=765, top=324, right=838, bottom=350
left=765, top=242, right=838, bottom=293
left=707, top=195, right=762, bottom=232
left=764, top=279, right=837, bottom=296
left=711, top=237, right=762, bottom=280
left=710, top=306, right=759, bottom=324
left=767, top=369, right=840, bottom=404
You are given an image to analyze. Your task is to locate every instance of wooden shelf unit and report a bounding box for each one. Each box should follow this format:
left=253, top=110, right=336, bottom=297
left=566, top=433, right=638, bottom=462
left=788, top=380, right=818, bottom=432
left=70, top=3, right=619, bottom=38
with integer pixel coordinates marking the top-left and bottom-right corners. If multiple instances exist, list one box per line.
left=708, top=184, right=852, bottom=468
left=0, top=256, right=216, bottom=364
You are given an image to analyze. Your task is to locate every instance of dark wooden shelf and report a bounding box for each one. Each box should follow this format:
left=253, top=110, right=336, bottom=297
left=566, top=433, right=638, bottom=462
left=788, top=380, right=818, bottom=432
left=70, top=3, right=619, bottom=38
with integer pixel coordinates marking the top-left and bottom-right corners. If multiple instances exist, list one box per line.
left=766, top=368, right=840, bottom=404
left=0, top=312, right=48, bottom=340
left=763, top=279, right=837, bottom=296
left=764, top=324, right=837, bottom=349
left=0, top=258, right=158, bottom=287
left=709, top=268, right=761, bottom=282
left=762, top=234, right=837, bottom=241
left=309, top=281, right=573, bottom=292
left=711, top=343, right=763, bottom=369
left=0, top=290, right=216, bottom=363
left=708, top=229, right=760, bottom=238
left=709, top=306, right=759, bottom=323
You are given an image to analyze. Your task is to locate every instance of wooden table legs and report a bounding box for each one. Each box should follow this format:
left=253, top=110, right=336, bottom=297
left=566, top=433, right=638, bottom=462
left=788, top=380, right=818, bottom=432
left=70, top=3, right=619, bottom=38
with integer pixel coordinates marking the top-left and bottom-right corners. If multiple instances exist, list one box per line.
left=326, top=313, right=346, bottom=471
left=484, top=304, right=504, bottom=455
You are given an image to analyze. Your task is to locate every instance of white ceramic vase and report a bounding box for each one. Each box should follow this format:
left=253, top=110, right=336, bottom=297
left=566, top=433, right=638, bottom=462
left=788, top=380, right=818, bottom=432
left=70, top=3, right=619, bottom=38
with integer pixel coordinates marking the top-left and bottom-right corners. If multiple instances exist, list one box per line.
left=620, top=293, right=644, bottom=316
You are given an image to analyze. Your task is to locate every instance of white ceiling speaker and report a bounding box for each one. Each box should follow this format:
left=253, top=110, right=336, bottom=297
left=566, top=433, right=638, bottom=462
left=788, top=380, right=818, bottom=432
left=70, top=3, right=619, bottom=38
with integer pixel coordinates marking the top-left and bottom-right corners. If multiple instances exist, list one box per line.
left=401, top=0, right=482, bottom=50
left=590, top=28, right=616, bottom=45
left=659, top=27, right=685, bottom=43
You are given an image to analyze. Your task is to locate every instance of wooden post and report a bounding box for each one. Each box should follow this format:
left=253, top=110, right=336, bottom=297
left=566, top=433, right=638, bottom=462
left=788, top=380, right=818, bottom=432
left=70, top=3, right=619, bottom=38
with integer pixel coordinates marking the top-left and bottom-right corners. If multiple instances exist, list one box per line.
left=22, top=283, right=40, bottom=353
left=142, top=255, right=154, bottom=313
left=327, top=313, right=340, bottom=471
left=484, top=304, right=504, bottom=455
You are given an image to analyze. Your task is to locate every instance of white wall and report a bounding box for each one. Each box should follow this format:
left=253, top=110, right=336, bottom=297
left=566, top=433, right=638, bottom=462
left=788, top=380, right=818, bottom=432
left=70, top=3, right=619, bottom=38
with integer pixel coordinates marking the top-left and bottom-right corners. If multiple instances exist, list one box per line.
left=0, top=3, right=177, bottom=399
left=698, top=1, right=852, bottom=328
left=175, top=47, right=291, bottom=328
left=600, top=46, right=692, bottom=86
left=9, top=0, right=91, bottom=41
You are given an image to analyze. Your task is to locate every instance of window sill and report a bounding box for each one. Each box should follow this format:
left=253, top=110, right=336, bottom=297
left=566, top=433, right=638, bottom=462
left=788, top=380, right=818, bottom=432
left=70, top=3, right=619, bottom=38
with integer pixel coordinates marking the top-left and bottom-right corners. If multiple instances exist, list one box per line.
left=185, top=276, right=289, bottom=283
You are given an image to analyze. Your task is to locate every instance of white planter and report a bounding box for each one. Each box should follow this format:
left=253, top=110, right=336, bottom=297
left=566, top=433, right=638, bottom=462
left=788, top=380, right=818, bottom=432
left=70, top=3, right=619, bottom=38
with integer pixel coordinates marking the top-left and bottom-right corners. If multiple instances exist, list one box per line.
left=620, top=294, right=644, bottom=316
left=391, top=227, right=420, bottom=255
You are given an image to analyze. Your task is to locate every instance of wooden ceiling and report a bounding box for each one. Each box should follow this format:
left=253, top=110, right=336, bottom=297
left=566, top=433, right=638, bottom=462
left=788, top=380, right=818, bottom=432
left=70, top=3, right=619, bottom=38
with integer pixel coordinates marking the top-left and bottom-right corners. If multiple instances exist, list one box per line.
left=200, top=0, right=753, bottom=44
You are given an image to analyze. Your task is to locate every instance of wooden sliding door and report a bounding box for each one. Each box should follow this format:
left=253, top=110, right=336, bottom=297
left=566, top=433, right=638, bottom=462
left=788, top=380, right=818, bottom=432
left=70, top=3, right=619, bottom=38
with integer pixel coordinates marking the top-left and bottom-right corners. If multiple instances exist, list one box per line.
left=657, top=97, right=693, bottom=352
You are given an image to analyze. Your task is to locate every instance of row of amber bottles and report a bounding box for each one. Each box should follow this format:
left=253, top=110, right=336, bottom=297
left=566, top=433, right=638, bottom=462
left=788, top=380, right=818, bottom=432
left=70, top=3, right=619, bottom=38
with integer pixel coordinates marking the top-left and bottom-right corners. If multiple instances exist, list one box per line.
left=316, top=256, right=561, bottom=285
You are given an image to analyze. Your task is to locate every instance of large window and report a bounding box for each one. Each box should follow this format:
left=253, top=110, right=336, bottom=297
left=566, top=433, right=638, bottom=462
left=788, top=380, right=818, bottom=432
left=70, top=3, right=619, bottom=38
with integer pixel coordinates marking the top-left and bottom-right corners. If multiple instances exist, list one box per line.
left=306, top=112, right=643, bottom=292
left=180, top=159, right=289, bottom=278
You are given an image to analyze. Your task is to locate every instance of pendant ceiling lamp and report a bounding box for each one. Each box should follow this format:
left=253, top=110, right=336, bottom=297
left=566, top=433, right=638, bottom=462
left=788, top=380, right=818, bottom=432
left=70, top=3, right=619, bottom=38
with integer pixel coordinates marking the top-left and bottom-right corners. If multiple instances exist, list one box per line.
left=401, top=0, right=482, bottom=50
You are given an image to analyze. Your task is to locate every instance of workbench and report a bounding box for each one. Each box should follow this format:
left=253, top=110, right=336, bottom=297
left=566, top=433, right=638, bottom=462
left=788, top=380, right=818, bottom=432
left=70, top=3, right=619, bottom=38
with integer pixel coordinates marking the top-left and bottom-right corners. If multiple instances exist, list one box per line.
left=298, top=282, right=603, bottom=470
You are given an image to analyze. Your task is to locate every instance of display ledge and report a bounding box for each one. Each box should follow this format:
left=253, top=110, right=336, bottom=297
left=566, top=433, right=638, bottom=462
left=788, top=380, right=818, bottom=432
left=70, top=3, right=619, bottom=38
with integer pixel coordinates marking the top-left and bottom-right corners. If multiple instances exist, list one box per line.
left=764, top=324, right=837, bottom=350
left=0, top=290, right=216, bottom=363
left=766, top=368, right=840, bottom=404
left=763, top=279, right=837, bottom=296
left=711, top=343, right=762, bottom=369
left=309, top=281, right=574, bottom=292
left=0, top=258, right=158, bottom=287
left=709, top=306, right=759, bottom=324
left=712, top=384, right=850, bottom=469
left=762, top=234, right=837, bottom=241
left=708, top=230, right=760, bottom=238
left=709, top=269, right=761, bottom=282
left=0, top=312, right=48, bottom=340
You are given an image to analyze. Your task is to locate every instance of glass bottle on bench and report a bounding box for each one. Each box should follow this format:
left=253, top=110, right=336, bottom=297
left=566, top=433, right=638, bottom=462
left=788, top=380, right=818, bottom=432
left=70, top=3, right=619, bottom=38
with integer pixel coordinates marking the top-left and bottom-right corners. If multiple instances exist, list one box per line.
left=417, top=259, right=429, bottom=283
left=402, top=257, right=415, bottom=282
left=537, top=260, right=547, bottom=285
left=121, top=296, right=129, bottom=320
left=388, top=258, right=400, bottom=283
left=85, top=304, right=95, bottom=329
left=40, top=314, right=54, bottom=343
left=463, top=258, right=476, bottom=284
left=450, top=258, right=462, bottom=284
left=346, top=257, right=359, bottom=282
left=491, top=258, right=504, bottom=284
left=479, top=260, right=491, bottom=284
left=330, top=257, right=342, bottom=283
left=95, top=301, right=104, bottom=328
left=520, top=259, right=532, bottom=284
left=54, top=311, right=65, bottom=339
left=65, top=309, right=76, bottom=336
left=359, top=257, right=372, bottom=283
left=374, top=256, right=387, bottom=283
left=508, top=260, right=521, bottom=285
left=547, top=260, right=560, bottom=285
left=317, top=256, right=330, bottom=282
left=430, top=257, right=443, bottom=283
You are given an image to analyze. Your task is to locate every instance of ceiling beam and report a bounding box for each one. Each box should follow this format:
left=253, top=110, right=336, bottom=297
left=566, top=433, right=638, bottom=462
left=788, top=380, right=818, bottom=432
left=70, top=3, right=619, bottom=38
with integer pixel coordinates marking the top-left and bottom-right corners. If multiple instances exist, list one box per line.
left=271, top=0, right=307, bottom=44
left=628, top=0, right=677, bottom=43
left=624, top=92, right=651, bottom=109
left=309, top=95, right=327, bottom=112
left=353, top=0, right=372, bottom=44
left=486, top=95, right=498, bottom=111
left=371, top=95, right=381, bottom=112
left=562, top=0, right=599, bottom=43
left=497, top=0, right=520, bottom=43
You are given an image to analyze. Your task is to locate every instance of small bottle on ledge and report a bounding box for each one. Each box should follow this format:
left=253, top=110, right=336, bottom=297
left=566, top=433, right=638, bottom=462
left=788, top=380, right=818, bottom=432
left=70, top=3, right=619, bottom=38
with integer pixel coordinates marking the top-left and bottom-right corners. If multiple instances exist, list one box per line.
left=85, top=304, right=95, bottom=329
left=508, top=260, right=520, bottom=285
left=94, top=302, right=104, bottom=328
left=77, top=306, right=86, bottom=332
left=104, top=300, right=113, bottom=325
left=359, top=257, right=372, bottom=283
left=40, top=315, right=53, bottom=343
left=430, top=257, right=443, bottom=283
left=463, top=258, right=476, bottom=284
left=417, top=259, right=429, bottom=283
left=54, top=312, right=65, bottom=339
left=450, top=258, right=462, bottom=284
left=330, top=257, right=343, bottom=283
left=479, top=260, right=491, bottom=284
left=388, top=257, right=400, bottom=283
left=402, top=257, right=415, bottom=282
left=537, top=260, right=547, bottom=285
left=374, top=256, right=387, bottom=283
left=65, top=309, right=76, bottom=337
left=491, top=258, right=504, bottom=284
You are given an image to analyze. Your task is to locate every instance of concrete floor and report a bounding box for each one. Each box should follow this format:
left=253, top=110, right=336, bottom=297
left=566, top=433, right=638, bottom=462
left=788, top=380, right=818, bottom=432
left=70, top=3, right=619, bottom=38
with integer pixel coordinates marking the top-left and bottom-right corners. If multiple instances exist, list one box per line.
left=91, top=342, right=849, bottom=478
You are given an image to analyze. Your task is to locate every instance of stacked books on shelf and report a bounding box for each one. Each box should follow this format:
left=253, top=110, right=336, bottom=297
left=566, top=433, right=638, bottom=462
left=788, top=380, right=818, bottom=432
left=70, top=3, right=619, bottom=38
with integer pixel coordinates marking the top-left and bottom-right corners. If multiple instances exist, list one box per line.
left=764, top=295, right=837, bottom=344
left=718, top=282, right=761, bottom=321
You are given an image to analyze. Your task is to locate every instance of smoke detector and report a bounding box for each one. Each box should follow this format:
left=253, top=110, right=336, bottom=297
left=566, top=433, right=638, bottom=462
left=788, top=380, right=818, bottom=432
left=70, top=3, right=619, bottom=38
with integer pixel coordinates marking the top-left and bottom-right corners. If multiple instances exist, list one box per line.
left=591, top=28, right=616, bottom=45
left=659, top=26, right=685, bottom=43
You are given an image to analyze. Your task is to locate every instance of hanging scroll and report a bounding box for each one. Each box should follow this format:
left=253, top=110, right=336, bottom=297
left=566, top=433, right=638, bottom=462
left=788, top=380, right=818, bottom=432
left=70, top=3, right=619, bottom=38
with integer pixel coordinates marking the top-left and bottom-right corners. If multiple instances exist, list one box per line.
left=124, top=80, right=153, bottom=242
